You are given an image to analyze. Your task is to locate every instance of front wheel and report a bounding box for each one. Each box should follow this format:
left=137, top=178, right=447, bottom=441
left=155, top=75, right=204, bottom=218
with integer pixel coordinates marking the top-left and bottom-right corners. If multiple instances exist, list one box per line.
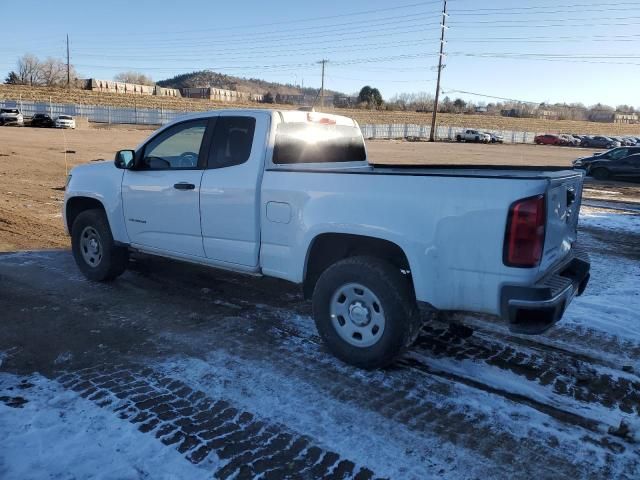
left=71, top=209, right=128, bottom=281
left=312, top=256, right=421, bottom=369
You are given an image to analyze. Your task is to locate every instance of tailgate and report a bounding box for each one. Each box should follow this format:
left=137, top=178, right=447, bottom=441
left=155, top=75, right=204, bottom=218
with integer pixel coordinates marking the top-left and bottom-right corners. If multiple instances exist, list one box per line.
left=539, top=172, right=584, bottom=272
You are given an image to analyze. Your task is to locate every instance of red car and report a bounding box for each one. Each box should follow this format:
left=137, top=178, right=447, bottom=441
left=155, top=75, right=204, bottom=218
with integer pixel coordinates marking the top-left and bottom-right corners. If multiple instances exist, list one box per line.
left=534, top=134, right=561, bottom=145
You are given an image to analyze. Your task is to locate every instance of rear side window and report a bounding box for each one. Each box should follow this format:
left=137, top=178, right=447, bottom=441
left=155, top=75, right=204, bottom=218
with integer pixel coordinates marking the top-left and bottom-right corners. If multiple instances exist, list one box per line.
left=208, top=116, right=256, bottom=169
left=273, top=123, right=366, bottom=164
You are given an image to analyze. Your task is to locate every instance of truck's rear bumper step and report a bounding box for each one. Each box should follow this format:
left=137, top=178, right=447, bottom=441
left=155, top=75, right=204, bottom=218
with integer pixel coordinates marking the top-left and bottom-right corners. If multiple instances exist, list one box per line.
left=500, top=245, right=590, bottom=335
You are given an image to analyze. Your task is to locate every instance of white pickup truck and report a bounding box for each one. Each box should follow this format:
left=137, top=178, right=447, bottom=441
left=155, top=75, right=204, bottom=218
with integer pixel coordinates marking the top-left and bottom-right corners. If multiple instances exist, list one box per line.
left=456, top=129, right=491, bottom=143
left=64, top=109, right=590, bottom=368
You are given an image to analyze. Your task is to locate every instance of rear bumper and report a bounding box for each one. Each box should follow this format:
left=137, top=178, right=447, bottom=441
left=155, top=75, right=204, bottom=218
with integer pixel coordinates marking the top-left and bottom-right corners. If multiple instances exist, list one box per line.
left=500, top=245, right=590, bottom=334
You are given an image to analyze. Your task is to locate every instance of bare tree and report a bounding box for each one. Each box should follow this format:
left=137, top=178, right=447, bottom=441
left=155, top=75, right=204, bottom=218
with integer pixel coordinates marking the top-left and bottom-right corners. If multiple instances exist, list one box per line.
left=114, top=71, right=154, bottom=85
left=17, top=54, right=41, bottom=86
left=40, top=57, right=75, bottom=87
left=409, top=92, right=433, bottom=112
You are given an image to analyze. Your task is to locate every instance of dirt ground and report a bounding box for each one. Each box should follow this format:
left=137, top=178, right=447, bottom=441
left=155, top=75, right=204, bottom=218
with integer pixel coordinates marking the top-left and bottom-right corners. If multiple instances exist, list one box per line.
left=0, top=125, right=638, bottom=251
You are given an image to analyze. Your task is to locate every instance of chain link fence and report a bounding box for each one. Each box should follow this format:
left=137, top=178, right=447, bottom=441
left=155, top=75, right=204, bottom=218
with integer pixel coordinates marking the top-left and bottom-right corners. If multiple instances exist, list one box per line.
left=1, top=99, right=539, bottom=144
left=359, top=124, right=538, bottom=144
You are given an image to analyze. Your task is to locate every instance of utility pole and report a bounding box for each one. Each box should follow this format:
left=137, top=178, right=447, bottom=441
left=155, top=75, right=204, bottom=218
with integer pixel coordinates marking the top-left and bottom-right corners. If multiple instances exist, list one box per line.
left=318, top=59, right=328, bottom=108
left=429, top=0, right=447, bottom=142
left=66, top=34, right=70, bottom=90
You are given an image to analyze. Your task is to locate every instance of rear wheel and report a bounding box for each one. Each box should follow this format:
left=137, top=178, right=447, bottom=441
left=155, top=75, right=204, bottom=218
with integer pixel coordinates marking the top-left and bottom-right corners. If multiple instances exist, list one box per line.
left=71, top=209, right=128, bottom=281
left=456, top=135, right=462, bottom=142
left=590, top=167, right=611, bottom=180
left=312, top=256, right=421, bottom=369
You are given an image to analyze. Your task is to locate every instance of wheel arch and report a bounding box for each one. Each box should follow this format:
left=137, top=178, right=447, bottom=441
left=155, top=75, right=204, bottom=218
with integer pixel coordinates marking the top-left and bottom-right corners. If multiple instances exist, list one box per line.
left=302, top=232, right=413, bottom=299
left=65, top=196, right=107, bottom=234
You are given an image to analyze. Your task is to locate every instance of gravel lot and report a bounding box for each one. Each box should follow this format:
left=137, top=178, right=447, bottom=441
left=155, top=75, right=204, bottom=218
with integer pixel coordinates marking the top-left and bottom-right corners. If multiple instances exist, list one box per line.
left=1, top=123, right=640, bottom=479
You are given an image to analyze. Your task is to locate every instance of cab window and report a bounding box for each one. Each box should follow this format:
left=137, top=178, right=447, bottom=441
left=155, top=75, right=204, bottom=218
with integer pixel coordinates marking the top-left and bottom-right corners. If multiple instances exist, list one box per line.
left=141, top=120, right=208, bottom=170
left=208, top=116, right=256, bottom=169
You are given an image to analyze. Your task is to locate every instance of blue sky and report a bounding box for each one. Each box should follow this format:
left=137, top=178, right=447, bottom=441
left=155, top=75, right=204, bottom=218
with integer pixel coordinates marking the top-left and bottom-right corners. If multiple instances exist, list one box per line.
left=1, top=0, right=639, bottom=107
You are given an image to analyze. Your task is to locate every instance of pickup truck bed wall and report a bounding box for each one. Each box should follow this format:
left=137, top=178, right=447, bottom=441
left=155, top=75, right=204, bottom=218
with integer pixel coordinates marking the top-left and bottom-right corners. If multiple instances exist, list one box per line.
left=260, top=167, right=581, bottom=314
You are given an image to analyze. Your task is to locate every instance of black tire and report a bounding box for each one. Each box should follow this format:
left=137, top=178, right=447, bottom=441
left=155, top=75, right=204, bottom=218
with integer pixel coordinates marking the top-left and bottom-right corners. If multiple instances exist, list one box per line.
left=312, top=256, right=421, bottom=369
left=71, top=209, right=128, bottom=281
left=590, top=167, right=611, bottom=180
left=456, top=135, right=462, bottom=142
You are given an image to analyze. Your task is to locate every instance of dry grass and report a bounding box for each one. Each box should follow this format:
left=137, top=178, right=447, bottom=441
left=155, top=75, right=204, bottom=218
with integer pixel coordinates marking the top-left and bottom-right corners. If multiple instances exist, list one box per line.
left=2, top=84, right=640, bottom=136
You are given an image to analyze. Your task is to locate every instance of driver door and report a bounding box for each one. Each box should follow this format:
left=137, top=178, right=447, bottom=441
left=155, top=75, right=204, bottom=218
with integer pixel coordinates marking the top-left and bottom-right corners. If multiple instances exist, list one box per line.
left=122, top=118, right=213, bottom=257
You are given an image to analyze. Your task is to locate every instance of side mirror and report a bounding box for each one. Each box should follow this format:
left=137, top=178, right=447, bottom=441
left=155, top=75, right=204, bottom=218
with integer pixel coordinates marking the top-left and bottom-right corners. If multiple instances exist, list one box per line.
left=115, top=150, right=135, bottom=169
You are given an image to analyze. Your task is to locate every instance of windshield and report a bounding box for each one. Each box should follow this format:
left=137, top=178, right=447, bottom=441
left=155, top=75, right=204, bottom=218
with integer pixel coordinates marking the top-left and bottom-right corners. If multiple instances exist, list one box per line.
left=58, top=115, right=72, bottom=120
left=1, top=109, right=19, bottom=114
left=273, top=122, right=366, bottom=164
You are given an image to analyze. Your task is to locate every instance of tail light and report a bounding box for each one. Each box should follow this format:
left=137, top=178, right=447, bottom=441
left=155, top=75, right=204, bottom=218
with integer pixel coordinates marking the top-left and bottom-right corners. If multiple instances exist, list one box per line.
left=504, top=195, right=546, bottom=268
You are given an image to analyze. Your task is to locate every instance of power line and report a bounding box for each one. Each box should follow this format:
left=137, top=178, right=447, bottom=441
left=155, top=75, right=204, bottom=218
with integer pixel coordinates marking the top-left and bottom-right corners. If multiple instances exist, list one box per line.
left=72, top=11, right=443, bottom=45
left=70, top=52, right=441, bottom=73
left=443, top=88, right=555, bottom=106
left=449, top=14, right=640, bottom=25
left=14, top=0, right=444, bottom=46
left=47, top=32, right=640, bottom=64
left=141, top=0, right=444, bottom=35
left=440, top=88, right=605, bottom=112
left=447, top=19, right=640, bottom=29
left=450, top=1, right=640, bottom=13
left=68, top=20, right=443, bottom=51
left=447, top=52, right=640, bottom=66
left=447, top=34, right=640, bottom=44
left=452, top=6, right=638, bottom=16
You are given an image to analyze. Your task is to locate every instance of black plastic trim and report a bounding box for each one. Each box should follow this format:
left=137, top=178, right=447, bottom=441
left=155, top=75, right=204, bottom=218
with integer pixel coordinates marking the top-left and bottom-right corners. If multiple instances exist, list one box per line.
left=500, top=247, right=590, bottom=335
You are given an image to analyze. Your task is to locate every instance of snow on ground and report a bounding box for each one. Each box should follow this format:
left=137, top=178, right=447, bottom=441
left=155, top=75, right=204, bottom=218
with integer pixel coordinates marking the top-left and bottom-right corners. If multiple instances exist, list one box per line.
left=562, top=268, right=640, bottom=346
left=155, top=336, right=636, bottom=479
left=0, top=373, right=214, bottom=480
left=559, top=208, right=640, bottom=344
left=580, top=206, right=640, bottom=233
left=157, top=353, right=480, bottom=480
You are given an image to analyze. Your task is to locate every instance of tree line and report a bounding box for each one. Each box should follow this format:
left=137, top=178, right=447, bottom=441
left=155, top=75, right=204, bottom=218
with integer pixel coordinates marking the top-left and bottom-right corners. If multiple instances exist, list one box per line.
left=4, top=54, right=77, bottom=87
left=350, top=87, right=638, bottom=120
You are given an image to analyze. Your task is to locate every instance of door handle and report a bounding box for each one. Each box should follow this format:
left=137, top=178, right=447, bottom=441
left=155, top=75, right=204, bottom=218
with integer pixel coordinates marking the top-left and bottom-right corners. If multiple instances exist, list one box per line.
left=174, top=182, right=195, bottom=190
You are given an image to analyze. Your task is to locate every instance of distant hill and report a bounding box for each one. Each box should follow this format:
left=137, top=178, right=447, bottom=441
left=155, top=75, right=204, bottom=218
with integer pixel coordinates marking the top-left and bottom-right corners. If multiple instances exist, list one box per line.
left=157, top=70, right=343, bottom=97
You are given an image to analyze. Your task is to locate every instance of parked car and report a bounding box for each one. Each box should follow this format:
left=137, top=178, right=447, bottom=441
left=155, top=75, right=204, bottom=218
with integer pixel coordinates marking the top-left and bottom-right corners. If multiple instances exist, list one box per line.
left=0, top=108, right=24, bottom=126
left=64, top=109, right=590, bottom=368
left=456, top=129, right=491, bottom=143
left=581, top=136, right=620, bottom=149
left=573, top=147, right=640, bottom=179
left=534, top=134, right=561, bottom=145
left=55, top=115, right=76, bottom=129
left=30, top=113, right=55, bottom=128
left=559, top=134, right=580, bottom=147
left=483, top=132, right=504, bottom=144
